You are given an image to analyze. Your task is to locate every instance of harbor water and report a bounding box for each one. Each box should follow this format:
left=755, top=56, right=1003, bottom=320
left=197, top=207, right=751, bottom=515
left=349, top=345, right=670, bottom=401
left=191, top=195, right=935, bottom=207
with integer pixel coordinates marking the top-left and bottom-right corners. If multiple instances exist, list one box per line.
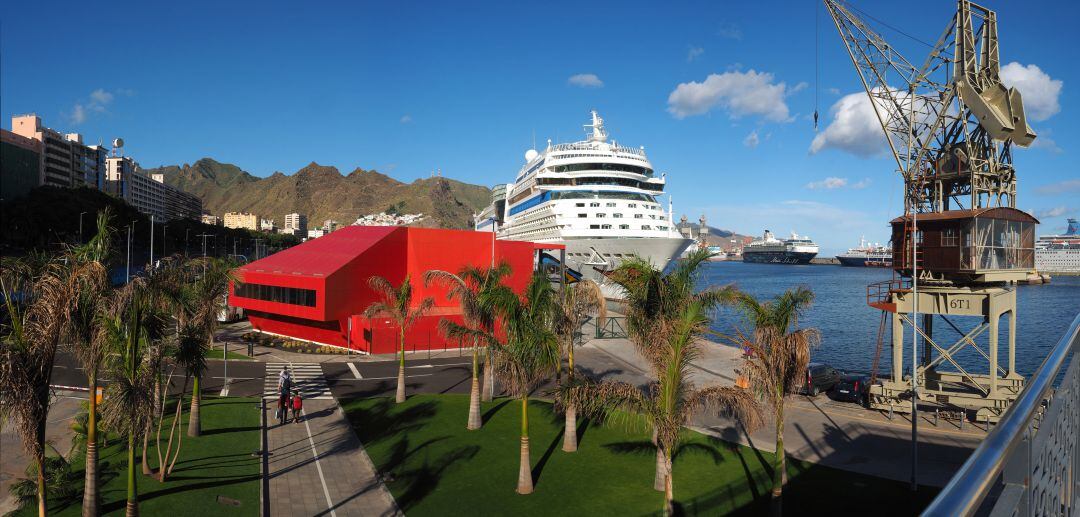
left=699, top=261, right=1080, bottom=378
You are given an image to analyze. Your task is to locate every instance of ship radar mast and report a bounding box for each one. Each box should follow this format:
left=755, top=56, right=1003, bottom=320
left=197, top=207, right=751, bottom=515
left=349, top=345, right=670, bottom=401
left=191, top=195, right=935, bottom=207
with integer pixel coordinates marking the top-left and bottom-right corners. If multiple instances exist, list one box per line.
left=585, top=110, right=608, bottom=143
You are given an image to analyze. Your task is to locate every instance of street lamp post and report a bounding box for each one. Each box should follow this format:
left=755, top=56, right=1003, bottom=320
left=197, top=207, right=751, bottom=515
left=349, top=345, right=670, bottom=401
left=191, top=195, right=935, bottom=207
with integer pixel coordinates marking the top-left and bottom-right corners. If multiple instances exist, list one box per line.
left=78, top=211, right=87, bottom=243
left=186, top=228, right=191, bottom=256
left=149, top=214, right=155, bottom=269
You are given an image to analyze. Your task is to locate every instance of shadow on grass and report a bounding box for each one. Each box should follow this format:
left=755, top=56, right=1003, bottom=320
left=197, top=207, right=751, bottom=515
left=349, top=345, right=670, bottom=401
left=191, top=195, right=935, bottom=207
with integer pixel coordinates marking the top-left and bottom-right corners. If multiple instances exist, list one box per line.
left=481, top=398, right=513, bottom=423
left=200, top=425, right=260, bottom=436
left=347, top=398, right=439, bottom=445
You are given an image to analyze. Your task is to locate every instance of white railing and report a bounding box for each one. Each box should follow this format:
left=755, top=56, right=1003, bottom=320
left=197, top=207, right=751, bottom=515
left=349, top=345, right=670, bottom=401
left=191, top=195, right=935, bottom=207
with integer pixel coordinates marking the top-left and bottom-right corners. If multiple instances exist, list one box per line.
left=923, top=311, right=1080, bottom=516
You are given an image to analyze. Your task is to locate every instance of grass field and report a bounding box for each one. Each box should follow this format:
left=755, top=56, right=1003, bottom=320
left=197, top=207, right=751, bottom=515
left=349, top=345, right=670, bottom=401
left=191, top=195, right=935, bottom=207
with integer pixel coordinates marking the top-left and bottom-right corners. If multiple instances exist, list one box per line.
left=14, top=396, right=261, bottom=516
left=208, top=344, right=256, bottom=361
left=343, top=394, right=939, bottom=516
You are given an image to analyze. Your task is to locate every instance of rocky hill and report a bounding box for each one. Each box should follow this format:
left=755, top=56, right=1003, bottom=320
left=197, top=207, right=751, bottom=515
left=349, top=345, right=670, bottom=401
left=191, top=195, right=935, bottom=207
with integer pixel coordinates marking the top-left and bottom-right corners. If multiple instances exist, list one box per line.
left=148, top=158, right=492, bottom=229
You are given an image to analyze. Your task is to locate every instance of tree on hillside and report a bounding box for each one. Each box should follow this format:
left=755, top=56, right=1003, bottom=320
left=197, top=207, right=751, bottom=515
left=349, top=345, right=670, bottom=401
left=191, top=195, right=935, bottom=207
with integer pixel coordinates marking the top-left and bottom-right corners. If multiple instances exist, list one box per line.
left=488, top=273, right=561, bottom=495
left=552, top=279, right=605, bottom=452
left=363, top=274, right=435, bottom=403
left=725, top=287, right=819, bottom=517
left=424, top=262, right=511, bottom=430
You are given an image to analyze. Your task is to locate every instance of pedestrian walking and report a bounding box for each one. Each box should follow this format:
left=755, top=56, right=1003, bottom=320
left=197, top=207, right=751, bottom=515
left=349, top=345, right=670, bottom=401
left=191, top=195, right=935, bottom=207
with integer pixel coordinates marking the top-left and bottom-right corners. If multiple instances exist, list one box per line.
left=278, top=392, right=289, bottom=425
left=291, top=390, right=303, bottom=424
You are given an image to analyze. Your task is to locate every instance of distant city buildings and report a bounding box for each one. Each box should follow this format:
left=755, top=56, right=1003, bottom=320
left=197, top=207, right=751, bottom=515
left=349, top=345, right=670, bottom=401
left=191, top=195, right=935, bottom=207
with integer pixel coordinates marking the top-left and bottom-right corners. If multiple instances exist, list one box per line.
left=322, top=219, right=340, bottom=233
left=285, top=213, right=307, bottom=236
left=261, top=218, right=276, bottom=232
left=202, top=214, right=222, bottom=226
left=307, top=229, right=326, bottom=239
left=3, top=114, right=201, bottom=221
left=353, top=212, right=425, bottom=226
left=224, top=212, right=259, bottom=230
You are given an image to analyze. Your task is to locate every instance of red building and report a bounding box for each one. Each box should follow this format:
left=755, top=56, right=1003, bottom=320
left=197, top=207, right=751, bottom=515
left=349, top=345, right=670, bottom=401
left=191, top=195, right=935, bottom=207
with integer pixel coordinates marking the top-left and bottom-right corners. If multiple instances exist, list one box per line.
left=229, top=226, right=562, bottom=353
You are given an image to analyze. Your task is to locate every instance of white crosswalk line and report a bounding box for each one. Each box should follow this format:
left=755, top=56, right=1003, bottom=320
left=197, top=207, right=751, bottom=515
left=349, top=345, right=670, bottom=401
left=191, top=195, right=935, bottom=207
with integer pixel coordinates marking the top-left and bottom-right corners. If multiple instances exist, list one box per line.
left=264, top=362, right=333, bottom=400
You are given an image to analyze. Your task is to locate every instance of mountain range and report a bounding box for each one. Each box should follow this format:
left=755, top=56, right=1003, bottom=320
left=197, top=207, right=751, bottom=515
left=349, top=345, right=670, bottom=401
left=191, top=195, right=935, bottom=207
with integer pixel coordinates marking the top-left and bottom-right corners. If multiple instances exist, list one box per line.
left=147, top=159, right=492, bottom=229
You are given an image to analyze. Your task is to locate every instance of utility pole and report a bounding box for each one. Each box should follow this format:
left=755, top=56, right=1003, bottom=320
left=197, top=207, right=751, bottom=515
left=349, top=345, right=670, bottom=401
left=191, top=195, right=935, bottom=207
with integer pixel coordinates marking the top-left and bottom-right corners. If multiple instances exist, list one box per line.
left=126, top=223, right=133, bottom=283
left=78, top=211, right=87, bottom=243
left=149, top=214, right=155, bottom=269
left=197, top=233, right=213, bottom=257
left=186, top=228, right=191, bottom=256
left=253, top=238, right=265, bottom=260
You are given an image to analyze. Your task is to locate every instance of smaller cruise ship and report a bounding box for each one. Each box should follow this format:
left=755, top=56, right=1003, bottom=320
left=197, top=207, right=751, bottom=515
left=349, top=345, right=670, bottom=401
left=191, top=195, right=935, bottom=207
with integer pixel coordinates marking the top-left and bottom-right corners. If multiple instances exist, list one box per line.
left=836, top=237, right=892, bottom=267
left=742, top=230, right=819, bottom=265
left=1035, top=218, right=1080, bottom=274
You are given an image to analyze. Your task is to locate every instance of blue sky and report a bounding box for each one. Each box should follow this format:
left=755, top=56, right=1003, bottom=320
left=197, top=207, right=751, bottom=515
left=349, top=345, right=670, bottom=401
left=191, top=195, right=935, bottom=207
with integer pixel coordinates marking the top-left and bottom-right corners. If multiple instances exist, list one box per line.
left=3, top=0, right=1077, bottom=253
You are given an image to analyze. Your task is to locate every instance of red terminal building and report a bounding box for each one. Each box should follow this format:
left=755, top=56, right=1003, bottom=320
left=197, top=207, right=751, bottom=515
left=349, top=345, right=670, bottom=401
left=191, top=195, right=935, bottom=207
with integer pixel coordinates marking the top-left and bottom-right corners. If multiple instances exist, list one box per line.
left=228, top=226, right=563, bottom=353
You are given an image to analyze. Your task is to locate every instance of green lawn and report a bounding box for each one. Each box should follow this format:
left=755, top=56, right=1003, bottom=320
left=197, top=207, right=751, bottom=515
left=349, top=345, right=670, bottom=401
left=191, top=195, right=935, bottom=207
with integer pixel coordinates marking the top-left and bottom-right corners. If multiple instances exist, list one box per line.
left=17, top=397, right=261, bottom=516
left=342, top=394, right=939, bottom=516
left=208, top=345, right=256, bottom=361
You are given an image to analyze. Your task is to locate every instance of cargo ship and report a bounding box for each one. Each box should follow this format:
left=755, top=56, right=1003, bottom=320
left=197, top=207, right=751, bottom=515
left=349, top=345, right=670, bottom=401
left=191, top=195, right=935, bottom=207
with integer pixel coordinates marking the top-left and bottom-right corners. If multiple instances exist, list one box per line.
left=836, top=237, right=892, bottom=267
left=742, top=230, right=819, bottom=264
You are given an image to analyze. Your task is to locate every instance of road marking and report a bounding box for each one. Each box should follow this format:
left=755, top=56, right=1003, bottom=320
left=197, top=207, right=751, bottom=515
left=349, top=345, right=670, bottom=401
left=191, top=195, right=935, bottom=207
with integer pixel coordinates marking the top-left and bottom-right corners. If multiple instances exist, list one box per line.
left=339, top=373, right=434, bottom=381
left=347, top=362, right=363, bottom=379
left=300, top=407, right=337, bottom=517
left=264, top=363, right=333, bottom=400
left=218, top=378, right=231, bottom=397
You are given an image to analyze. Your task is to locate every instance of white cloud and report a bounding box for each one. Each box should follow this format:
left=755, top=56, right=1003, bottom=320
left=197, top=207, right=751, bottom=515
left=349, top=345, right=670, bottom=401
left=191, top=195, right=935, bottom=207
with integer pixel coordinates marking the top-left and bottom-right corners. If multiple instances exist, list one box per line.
left=1000, top=62, right=1062, bottom=121
left=89, top=89, right=114, bottom=106
left=851, top=178, right=872, bottom=189
left=667, top=70, right=796, bottom=121
left=1035, top=179, right=1080, bottom=195
left=717, top=23, right=742, bottom=40
left=71, top=104, right=87, bottom=124
left=69, top=88, right=126, bottom=125
left=1030, top=134, right=1062, bottom=153
left=806, top=177, right=848, bottom=190
left=568, top=73, right=604, bottom=88
left=687, top=46, right=704, bottom=62
left=827, top=87, right=841, bottom=95
left=1035, top=206, right=1072, bottom=219
left=743, top=130, right=759, bottom=148
left=400, top=114, right=412, bottom=124
left=809, top=91, right=890, bottom=157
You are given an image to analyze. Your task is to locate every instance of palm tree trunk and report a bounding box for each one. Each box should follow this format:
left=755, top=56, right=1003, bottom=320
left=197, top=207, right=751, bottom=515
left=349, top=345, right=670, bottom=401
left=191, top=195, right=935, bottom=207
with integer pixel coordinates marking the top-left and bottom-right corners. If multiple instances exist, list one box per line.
left=481, top=350, right=493, bottom=402
left=663, top=449, right=674, bottom=516
left=562, top=405, right=578, bottom=452
left=141, top=425, right=151, bottom=475
left=126, top=430, right=139, bottom=517
left=771, top=397, right=785, bottom=517
left=187, top=375, right=201, bottom=437
left=653, top=429, right=665, bottom=491
left=395, top=331, right=406, bottom=403
left=467, top=347, right=481, bottom=430
left=516, top=395, right=533, bottom=495
left=35, top=425, right=46, bottom=517
left=83, top=373, right=98, bottom=517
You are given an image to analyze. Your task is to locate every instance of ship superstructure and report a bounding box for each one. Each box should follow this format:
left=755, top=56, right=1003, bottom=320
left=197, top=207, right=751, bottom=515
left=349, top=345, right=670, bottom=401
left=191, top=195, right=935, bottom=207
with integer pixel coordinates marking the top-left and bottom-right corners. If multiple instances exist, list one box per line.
left=475, top=111, right=693, bottom=294
left=836, top=237, right=893, bottom=267
left=742, top=230, right=819, bottom=264
left=1035, top=218, right=1080, bottom=273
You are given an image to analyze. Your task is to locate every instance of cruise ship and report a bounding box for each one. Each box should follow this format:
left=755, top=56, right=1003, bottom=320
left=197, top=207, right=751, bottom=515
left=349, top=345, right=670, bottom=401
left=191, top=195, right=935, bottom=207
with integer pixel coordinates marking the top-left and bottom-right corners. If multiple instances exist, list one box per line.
left=1035, top=218, right=1080, bottom=274
left=836, top=237, right=892, bottom=267
left=742, top=230, right=819, bottom=264
left=475, top=111, right=693, bottom=294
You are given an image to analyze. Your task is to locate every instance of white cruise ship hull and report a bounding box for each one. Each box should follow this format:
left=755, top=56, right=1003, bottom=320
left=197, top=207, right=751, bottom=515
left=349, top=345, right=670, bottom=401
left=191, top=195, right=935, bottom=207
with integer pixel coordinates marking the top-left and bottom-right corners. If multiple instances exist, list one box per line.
left=557, top=235, right=694, bottom=297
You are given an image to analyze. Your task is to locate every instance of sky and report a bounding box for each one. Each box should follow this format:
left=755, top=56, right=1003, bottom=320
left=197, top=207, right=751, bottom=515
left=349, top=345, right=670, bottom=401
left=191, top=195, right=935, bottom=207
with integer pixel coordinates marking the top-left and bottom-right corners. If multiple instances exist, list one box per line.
left=3, top=0, right=1077, bottom=254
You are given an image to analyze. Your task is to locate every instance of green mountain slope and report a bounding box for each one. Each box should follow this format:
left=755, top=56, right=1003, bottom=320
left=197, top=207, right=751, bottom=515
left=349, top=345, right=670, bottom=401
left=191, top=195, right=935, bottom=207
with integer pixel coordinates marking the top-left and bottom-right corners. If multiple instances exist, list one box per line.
left=147, top=158, right=492, bottom=229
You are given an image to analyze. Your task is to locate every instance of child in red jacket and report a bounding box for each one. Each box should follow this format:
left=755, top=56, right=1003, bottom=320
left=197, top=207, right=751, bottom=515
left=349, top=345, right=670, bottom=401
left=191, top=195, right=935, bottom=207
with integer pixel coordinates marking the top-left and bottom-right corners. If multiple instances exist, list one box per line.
left=291, top=391, right=303, bottom=424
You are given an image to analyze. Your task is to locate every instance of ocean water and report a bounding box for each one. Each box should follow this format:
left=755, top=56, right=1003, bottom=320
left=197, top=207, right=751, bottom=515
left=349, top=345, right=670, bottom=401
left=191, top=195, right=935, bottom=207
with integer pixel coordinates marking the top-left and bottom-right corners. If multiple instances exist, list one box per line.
left=697, top=261, right=1080, bottom=378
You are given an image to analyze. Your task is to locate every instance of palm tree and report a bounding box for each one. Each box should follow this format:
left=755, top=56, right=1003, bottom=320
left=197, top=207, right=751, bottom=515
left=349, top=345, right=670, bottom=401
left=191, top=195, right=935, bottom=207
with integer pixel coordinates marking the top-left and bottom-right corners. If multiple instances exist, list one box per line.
left=552, top=279, right=605, bottom=452
left=363, top=274, right=435, bottom=403
left=424, top=263, right=511, bottom=430
left=725, top=287, right=819, bottom=517
left=66, top=210, right=113, bottom=516
left=100, top=280, right=165, bottom=517
left=488, top=273, right=561, bottom=495
left=0, top=250, right=96, bottom=517
left=155, top=321, right=204, bottom=481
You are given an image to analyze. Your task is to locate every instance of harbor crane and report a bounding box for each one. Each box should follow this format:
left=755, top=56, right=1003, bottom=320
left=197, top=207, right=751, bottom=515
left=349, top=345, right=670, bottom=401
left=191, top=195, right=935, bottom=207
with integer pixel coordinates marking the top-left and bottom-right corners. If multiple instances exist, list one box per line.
left=823, top=0, right=1040, bottom=424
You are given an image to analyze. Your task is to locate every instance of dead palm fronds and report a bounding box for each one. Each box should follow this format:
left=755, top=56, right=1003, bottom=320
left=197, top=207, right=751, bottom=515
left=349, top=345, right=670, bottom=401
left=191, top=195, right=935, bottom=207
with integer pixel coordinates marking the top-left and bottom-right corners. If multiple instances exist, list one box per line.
left=363, top=274, right=435, bottom=403
left=723, top=286, right=819, bottom=517
left=424, top=262, right=511, bottom=429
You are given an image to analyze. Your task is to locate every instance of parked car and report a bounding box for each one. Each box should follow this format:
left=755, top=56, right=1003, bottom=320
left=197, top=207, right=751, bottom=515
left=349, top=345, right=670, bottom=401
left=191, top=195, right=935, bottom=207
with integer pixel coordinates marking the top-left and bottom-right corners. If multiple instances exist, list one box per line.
left=802, top=363, right=841, bottom=396
left=832, top=374, right=871, bottom=405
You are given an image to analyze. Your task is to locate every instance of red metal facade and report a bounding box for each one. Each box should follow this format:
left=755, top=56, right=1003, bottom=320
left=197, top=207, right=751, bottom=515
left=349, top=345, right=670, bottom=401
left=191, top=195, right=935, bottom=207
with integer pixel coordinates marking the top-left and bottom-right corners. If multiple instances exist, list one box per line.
left=229, top=226, right=560, bottom=353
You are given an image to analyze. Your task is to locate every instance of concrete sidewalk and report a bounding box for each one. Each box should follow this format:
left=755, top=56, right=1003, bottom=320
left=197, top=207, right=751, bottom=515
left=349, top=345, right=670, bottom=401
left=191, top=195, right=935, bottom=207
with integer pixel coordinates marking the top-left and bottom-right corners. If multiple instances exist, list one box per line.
left=264, top=399, right=400, bottom=517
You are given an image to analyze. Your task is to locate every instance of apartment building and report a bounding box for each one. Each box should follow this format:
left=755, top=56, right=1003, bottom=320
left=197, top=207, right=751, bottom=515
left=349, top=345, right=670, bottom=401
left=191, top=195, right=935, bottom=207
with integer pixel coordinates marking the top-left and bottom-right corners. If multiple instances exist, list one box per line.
left=260, top=218, right=276, bottom=232
left=202, top=214, right=222, bottom=226
left=284, top=213, right=307, bottom=235
left=224, top=212, right=259, bottom=230
left=105, top=156, right=201, bottom=221
left=0, top=128, right=43, bottom=200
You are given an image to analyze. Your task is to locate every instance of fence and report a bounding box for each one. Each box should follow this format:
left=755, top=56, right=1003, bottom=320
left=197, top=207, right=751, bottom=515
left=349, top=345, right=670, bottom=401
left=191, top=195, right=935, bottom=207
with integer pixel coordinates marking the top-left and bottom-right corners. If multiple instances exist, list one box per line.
left=923, top=312, right=1080, bottom=516
left=594, top=316, right=628, bottom=339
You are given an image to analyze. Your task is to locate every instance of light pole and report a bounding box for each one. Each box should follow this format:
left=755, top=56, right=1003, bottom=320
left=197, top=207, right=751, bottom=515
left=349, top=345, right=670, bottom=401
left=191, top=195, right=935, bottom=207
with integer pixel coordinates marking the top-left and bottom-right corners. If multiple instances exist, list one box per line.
left=197, top=233, right=213, bottom=257
left=186, top=228, right=191, bottom=256
left=78, top=211, right=87, bottom=243
left=126, top=221, right=135, bottom=283
left=149, top=214, right=155, bottom=269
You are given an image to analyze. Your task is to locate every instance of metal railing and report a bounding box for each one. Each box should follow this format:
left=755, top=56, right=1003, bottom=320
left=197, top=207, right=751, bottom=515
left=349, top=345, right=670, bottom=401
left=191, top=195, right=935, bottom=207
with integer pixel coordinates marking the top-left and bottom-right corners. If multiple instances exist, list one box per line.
left=594, top=316, right=628, bottom=339
left=923, top=312, right=1080, bottom=516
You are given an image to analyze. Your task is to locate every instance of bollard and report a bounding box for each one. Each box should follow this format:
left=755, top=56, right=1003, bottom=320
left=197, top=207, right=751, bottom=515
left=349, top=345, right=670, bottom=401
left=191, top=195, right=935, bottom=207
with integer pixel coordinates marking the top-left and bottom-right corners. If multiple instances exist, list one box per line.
left=959, top=413, right=964, bottom=430
left=248, top=342, right=254, bottom=357
left=888, top=405, right=893, bottom=420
